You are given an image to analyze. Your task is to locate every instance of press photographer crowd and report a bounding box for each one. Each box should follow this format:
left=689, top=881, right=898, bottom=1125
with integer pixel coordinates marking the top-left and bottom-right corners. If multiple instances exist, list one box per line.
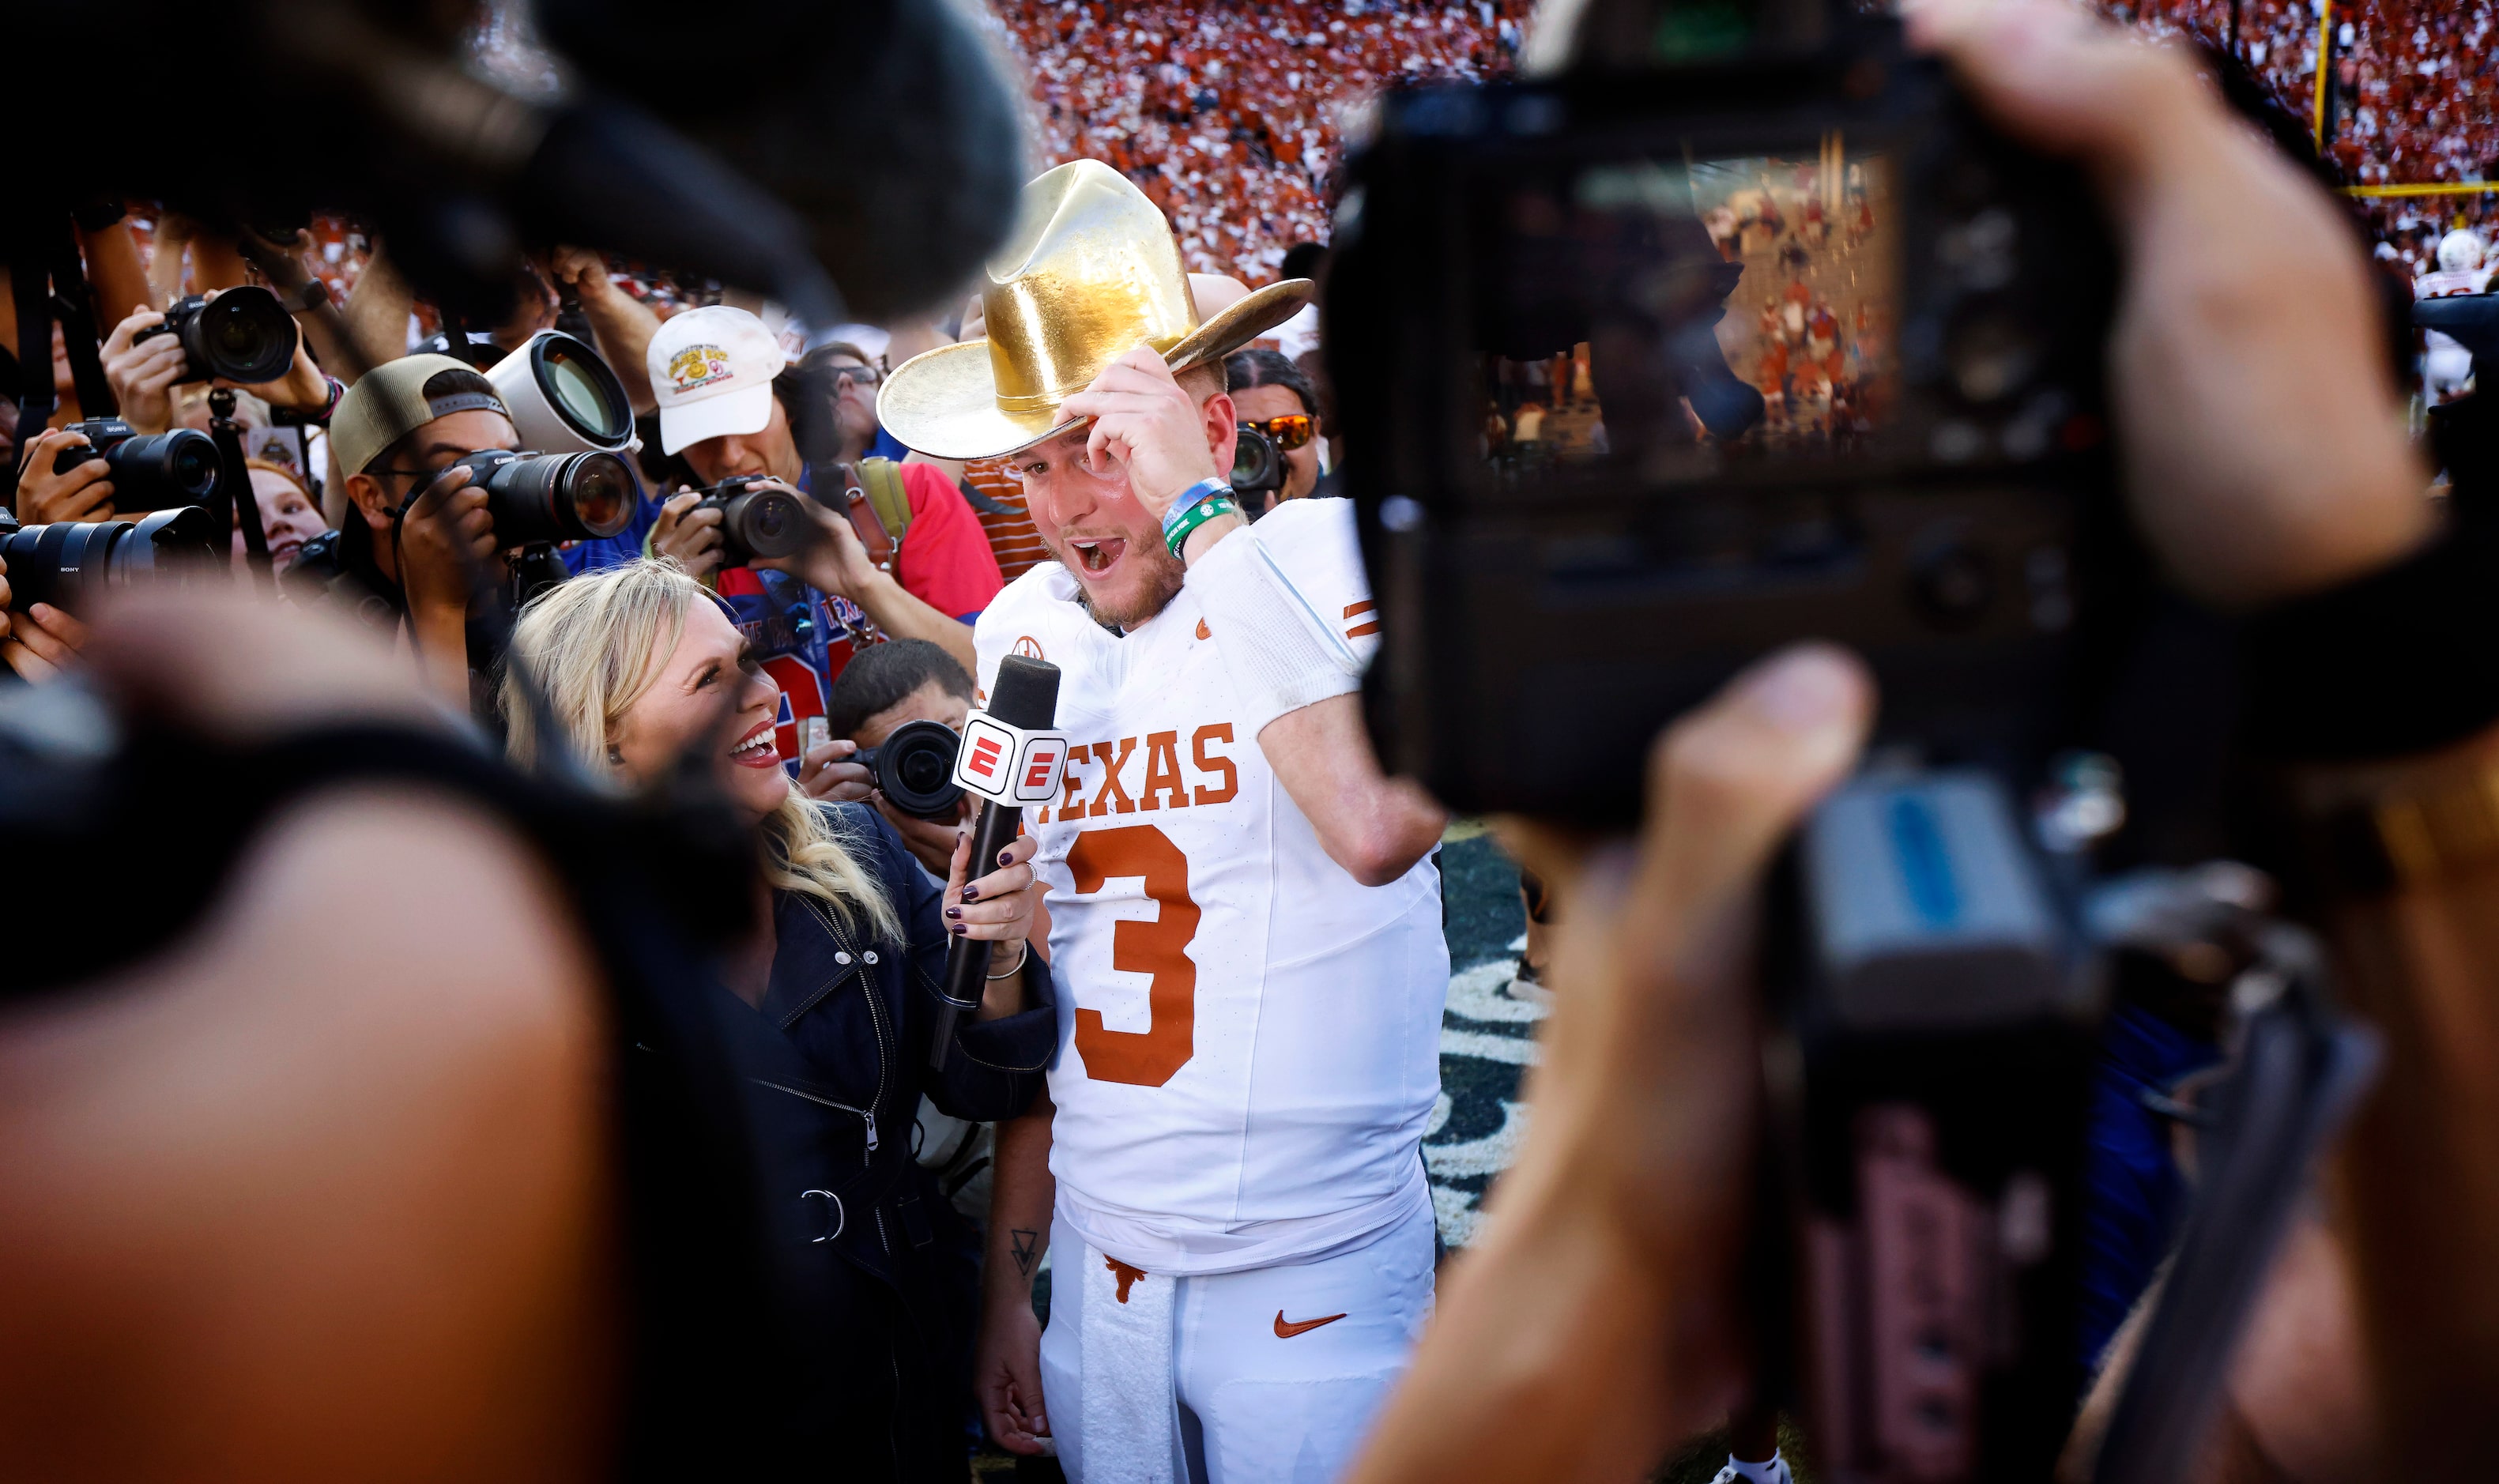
left=5, top=0, right=2499, bottom=1481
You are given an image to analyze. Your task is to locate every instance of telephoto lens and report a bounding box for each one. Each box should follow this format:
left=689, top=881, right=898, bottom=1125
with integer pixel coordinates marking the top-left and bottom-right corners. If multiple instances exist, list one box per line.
left=141, top=287, right=301, bottom=385
left=858, top=719, right=967, bottom=820
left=51, top=420, right=222, bottom=510
left=486, top=331, right=637, bottom=455
left=693, top=475, right=812, bottom=567
left=1230, top=422, right=1283, bottom=513
left=447, top=449, right=639, bottom=546
left=0, top=507, right=218, bottom=615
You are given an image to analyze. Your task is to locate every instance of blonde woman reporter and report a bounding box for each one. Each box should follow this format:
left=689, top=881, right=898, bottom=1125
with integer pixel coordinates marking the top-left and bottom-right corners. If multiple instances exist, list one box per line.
left=503, top=558, right=1054, bottom=1482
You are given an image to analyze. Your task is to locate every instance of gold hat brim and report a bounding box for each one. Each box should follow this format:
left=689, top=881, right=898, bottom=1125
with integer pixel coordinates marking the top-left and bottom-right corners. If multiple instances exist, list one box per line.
left=878, top=279, right=1314, bottom=463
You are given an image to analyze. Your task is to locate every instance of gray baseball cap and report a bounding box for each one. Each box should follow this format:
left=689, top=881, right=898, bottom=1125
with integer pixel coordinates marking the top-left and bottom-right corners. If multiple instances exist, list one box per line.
left=330, top=354, right=511, bottom=479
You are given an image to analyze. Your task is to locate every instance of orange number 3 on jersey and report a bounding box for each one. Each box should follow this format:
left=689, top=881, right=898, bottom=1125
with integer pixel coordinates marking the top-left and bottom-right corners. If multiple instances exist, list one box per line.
left=1066, top=825, right=1199, bottom=1087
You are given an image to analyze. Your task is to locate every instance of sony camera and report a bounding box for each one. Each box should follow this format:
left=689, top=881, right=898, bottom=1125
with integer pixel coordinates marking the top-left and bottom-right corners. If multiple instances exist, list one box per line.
left=135, top=286, right=300, bottom=385
left=691, top=475, right=812, bottom=568
left=447, top=449, right=639, bottom=547
left=1330, top=9, right=2116, bottom=824
left=1230, top=421, right=1285, bottom=514
left=51, top=420, right=223, bottom=510
left=858, top=719, right=967, bottom=820
left=0, top=506, right=218, bottom=615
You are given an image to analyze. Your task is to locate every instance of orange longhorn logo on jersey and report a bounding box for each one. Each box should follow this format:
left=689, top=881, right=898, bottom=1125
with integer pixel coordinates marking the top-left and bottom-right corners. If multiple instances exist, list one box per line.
left=1013, top=635, right=1046, bottom=660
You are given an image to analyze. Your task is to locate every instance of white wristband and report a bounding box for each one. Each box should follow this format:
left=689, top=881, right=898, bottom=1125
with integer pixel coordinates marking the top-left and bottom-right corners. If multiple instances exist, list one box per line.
left=1189, top=525, right=1365, bottom=737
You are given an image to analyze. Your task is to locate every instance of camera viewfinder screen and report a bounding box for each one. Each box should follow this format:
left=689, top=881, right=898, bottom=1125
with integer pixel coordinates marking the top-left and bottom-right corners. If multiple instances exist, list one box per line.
left=1476, top=136, right=1897, bottom=488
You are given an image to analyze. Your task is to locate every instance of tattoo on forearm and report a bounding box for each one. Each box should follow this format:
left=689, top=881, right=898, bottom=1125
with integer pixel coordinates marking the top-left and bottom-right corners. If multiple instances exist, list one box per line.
left=1010, top=1227, right=1040, bottom=1277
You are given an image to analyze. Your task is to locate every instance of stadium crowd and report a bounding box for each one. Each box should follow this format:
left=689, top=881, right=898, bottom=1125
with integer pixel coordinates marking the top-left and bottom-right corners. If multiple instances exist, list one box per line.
left=982, top=0, right=1527, bottom=284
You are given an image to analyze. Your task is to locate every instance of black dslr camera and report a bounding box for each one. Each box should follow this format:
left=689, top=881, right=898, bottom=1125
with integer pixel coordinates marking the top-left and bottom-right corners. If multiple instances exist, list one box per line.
left=135, top=286, right=300, bottom=386
left=1230, top=422, right=1286, bottom=515
left=51, top=420, right=223, bottom=510
left=1331, top=10, right=2116, bottom=824
left=857, top=719, right=967, bottom=820
left=0, top=506, right=218, bottom=615
left=447, top=449, right=640, bottom=547
left=690, top=475, right=811, bottom=568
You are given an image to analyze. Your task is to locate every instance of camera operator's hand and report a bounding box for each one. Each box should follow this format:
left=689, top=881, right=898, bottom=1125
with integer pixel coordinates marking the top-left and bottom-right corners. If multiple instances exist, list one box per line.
left=395, top=466, right=495, bottom=705
left=14, top=427, right=117, bottom=523
left=216, top=340, right=330, bottom=417
left=398, top=466, right=496, bottom=616
left=650, top=491, right=726, bottom=579
left=798, top=736, right=875, bottom=803
left=547, top=245, right=624, bottom=310
left=0, top=601, right=94, bottom=684
left=102, top=307, right=187, bottom=435
left=1909, top=0, right=2432, bottom=607
left=756, top=482, right=880, bottom=600
left=1057, top=343, right=1227, bottom=522
left=1351, top=646, right=1873, bottom=1484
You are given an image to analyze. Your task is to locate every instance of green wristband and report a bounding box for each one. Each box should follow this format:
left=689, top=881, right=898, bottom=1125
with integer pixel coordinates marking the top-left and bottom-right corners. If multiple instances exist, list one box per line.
left=1164, top=492, right=1242, bottom=557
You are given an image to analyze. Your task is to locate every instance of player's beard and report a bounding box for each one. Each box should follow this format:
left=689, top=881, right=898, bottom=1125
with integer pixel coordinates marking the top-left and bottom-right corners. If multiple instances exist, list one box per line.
left=1052, top=530, right=1188, bottom=634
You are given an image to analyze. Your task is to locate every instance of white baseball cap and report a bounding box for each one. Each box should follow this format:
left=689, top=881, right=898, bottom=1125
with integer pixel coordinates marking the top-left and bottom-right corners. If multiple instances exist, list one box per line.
left=647, top=304, right=788, bottom=456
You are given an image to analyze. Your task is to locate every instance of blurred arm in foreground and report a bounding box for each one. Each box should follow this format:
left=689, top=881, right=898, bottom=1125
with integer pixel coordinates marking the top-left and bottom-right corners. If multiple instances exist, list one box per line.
left=0, top=593, right=615, bottom=1482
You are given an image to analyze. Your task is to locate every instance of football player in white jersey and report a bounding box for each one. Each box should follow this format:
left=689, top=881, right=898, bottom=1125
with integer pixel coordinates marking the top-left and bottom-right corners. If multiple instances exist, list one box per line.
left=877, top=160, right=1449, bottom=1483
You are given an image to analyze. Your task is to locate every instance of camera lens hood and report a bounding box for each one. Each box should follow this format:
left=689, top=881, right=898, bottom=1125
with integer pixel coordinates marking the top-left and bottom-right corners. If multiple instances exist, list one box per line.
left=487, top=331, right=639, bottom=456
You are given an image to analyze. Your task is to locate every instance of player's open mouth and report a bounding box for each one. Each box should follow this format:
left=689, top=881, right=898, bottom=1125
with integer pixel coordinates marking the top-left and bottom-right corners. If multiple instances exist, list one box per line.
left=728, top=721, right=780, bottom=769
left=1068, top=536, right=1125, bottom=578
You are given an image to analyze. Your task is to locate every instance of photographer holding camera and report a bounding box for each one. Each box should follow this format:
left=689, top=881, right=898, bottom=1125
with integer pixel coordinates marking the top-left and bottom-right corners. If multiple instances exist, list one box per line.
left=1344, top=2, right=2467, bottom=1481
left=816, top=637, right=981, bottom=878
left=288, top=356, right=529, bottom=709
left=99, top=296, right=335, bottom=437
left=635, top=307, right=1001, bottom=787
left=1221, top=348, right=1325, bottom=505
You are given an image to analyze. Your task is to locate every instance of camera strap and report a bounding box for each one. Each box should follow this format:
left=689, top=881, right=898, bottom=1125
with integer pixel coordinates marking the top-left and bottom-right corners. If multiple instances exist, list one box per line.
left=2089, top=925, right=2380, bottom=1484
left=831, top=458, right=910, bottom=576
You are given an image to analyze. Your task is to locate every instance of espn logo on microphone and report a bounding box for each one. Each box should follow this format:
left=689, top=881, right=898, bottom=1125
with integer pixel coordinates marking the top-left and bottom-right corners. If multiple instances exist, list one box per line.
left=954, top=713, right=1072, bottom=805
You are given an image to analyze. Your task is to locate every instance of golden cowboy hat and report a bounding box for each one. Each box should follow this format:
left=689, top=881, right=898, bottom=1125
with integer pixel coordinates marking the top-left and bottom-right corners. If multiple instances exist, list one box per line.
left=878, top=158, right=1314, bottom=461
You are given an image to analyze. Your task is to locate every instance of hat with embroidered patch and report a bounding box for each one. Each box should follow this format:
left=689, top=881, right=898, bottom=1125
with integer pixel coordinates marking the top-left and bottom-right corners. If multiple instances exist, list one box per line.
left=646, top=304, right=790, bottom=456
left=877, top=159, right=1312, bottom=461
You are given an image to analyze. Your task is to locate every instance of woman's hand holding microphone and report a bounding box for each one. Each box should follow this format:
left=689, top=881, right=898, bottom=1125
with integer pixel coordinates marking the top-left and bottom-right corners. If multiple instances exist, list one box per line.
left=944, top=832, right=1044, bottom=1021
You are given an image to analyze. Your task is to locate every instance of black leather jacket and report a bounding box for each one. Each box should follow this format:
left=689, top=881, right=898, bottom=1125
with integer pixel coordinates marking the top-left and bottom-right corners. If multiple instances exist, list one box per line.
left=753, top=802, right=1054, bottom=1479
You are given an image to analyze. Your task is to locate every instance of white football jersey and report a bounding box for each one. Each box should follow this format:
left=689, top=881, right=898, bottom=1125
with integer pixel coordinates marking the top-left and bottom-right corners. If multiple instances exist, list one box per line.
left=974, top=499, right=1447, bottom=1275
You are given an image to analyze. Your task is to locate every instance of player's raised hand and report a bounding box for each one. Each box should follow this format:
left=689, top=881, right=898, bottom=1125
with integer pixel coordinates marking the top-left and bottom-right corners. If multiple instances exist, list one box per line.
left=1058, top=343, right=1230, bottom=522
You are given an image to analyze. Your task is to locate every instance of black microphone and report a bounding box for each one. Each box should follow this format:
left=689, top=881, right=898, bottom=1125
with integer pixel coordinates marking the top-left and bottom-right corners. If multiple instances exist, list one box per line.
left=930, top=654, right=1064, bottom=1069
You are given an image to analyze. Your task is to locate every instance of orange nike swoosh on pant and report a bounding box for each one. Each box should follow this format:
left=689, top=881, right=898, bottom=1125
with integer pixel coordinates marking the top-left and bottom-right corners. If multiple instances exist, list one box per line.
left=1273, top=1309, right=1348, bottom=1339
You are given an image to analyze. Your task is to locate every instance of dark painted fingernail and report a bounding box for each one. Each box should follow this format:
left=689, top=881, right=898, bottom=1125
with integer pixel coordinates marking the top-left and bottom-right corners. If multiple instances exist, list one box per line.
left=961, top=885, right=979, bottom=902
left=945, top=906, right=963, bottom=920
left=949, top=922, right=967, bottom=935
left=999, top=849, right=1016, bottom=867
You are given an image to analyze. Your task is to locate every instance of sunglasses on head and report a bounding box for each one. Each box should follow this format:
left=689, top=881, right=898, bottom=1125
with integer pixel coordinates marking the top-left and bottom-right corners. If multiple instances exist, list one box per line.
left=1242, top=412, right=1314, bottom=450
